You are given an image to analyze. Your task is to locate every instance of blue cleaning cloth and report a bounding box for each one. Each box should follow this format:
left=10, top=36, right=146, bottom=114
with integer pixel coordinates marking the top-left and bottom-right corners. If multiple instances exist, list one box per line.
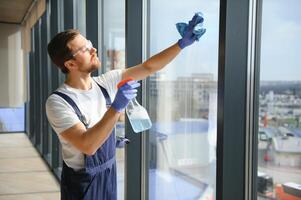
left=176, top=12, right=206, bottom=41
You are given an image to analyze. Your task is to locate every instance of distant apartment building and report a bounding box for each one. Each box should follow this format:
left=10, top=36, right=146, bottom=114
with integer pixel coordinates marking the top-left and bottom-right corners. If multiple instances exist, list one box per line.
left=259, top=86, right=301, bottom=127
left=149, top=73, right=216, bottom=120
left=270, top=136, right=301, bottom=167
left=174, top=73, right=216, bottom=119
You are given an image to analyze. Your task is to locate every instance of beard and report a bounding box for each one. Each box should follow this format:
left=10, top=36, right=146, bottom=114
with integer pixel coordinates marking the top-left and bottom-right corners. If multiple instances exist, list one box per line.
left=79, top=57, right=101, bottom=73
left=88, top=62, right=100, bottom=73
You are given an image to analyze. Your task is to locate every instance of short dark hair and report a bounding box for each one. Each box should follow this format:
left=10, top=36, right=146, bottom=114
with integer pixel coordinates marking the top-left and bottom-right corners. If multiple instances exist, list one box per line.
left=47, top=29, right=80, bottom=74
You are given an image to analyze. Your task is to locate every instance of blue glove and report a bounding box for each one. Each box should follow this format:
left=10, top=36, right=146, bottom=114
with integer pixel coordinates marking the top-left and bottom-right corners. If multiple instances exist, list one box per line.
left=177, top=12, right=206, bottom=49
left=111, top=80, right=140, bottom=112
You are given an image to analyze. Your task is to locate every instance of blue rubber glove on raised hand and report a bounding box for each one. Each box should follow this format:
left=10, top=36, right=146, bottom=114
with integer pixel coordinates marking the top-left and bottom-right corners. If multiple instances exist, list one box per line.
left=177, top=12, right=206, bottom=49
left=111, top=80, right=140, bottom=112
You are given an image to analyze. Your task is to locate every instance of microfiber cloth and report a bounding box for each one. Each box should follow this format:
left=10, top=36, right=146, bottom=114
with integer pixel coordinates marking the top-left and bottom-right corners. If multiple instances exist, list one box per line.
left=176, top=12, right=206, bottom=41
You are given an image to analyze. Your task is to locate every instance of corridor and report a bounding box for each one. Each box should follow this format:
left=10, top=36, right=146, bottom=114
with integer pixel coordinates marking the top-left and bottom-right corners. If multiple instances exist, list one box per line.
left=0, top=133, right=59, bottom=200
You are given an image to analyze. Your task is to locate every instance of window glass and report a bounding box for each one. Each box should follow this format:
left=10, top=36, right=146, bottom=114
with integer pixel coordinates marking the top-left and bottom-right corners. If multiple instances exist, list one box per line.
left=103, top=1, right=125, bottom=73
left=103, top=0, right=126, bottom=199
left=257, top=1, right=301, bottom=199
left=0, top=107, right=24, bottom=132
left=148, top=1, right=219, bottom=199
left=74, top=0, right=86, bottom=36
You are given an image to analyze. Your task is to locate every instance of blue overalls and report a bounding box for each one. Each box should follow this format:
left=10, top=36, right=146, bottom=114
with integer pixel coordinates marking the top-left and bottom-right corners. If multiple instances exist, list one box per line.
left=53, top=80, right=128, bottom=200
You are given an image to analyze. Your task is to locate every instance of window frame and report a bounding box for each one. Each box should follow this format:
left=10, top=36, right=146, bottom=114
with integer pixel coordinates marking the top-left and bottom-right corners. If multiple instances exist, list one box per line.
left=125, top=0, right=144, bottom=199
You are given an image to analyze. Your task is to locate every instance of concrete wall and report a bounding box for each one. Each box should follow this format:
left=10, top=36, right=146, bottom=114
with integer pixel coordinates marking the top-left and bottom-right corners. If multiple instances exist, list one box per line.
left=22, top=0, right=46, bottom=53
left=0, top=0, right=45, bottom=107
left=0, top=23, right=25, bottom=107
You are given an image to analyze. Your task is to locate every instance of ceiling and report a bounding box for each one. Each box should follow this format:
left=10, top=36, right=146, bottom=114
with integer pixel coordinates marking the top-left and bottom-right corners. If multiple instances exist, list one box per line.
left=0, top=0, right=34, bottom=24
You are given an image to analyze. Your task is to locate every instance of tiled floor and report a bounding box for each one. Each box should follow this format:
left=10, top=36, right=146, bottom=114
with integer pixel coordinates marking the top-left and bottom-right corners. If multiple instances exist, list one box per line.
left=0, top=133, right=60, bottom=200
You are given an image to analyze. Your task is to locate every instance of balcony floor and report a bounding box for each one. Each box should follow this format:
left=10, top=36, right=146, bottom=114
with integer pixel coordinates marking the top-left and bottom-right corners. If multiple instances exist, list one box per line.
left=0, top=133, right=60, bottom=200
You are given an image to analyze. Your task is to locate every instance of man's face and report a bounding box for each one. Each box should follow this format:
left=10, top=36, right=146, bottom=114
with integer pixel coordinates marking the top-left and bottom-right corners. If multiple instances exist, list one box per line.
left=67, top=34, right=101, bottom=73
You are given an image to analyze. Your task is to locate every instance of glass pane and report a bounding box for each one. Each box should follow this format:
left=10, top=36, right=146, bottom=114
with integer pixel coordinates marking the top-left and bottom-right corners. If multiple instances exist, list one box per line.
left=103, top=0, right=126, bottom=199
left=103, top=1, right=125, bottom=73
left=74, top=0, right=86, bottom=36
left=0, top=107, right=24, bottom=132
left=148, top=1, right=219, bottom=199
left=257, top=1, right=301, bottom=199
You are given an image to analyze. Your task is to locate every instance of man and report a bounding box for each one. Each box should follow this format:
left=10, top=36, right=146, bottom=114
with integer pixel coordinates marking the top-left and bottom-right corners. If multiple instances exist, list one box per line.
left=46, top=13, right=204, bottom=200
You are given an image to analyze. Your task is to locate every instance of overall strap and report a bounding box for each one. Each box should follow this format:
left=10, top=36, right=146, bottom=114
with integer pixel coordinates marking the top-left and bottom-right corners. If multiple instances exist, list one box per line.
left=52, top=79, right=130, bottom=147
left=52, top=91, right=88, bottom=128
left=92, top=78, right=112, bottom=106
left=51, top=80, right=111, bottom=129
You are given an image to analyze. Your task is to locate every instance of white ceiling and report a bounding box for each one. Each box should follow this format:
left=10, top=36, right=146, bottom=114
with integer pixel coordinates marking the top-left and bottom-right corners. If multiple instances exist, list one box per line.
left=0, top=0, right=34, bottom=24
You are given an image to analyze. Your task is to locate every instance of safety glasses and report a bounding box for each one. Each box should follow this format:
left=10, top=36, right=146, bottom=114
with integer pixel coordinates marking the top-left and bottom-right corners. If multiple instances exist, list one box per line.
left=72, top=40, right=93, bottom=57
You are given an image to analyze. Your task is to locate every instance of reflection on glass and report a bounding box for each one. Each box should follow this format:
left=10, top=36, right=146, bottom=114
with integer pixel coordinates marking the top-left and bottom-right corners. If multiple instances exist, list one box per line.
left=103, top=0, right=125, bottom=73
left=257, top=1, right=301, bottom=199
left=0, top=107, right=24, bottom=132
left=103, top=0, right=126, bottom=199
left=74, top=0, right=86, bottom=36
left=149, top=1, right=219, bottom=199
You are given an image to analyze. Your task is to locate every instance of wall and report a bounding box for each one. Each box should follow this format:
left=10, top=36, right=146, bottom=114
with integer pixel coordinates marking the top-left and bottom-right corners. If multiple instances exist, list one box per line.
left=0, top=0, right=45, bottom=107
left=22, top=0, right=46, bottom=53
left=0, top=23, right=24, bottom=107
left=21, top=0, right=46, bottom=104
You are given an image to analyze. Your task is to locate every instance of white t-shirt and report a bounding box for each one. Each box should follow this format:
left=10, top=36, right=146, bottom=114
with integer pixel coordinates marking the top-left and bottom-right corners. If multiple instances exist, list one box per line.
left=45, top=70, right=122, bottom=170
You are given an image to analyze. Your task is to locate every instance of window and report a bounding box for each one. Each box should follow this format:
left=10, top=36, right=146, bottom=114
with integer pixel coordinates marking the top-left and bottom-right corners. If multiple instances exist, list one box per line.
left=148, top=0, right=219, bottom=199
left=257, top=1, right=301, bottom=199
left=102, top=0, right=126, bottom=199
left=0, top=107, right=24, bottom=132
left=74, top=0, right=86, bottom=36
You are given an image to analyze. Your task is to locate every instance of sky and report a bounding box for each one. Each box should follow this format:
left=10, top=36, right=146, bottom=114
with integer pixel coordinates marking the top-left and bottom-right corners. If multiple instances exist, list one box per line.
left=260, top=0, right=301, bottom=81
left=149, top=0, right=301, bottom=81
left=150, top=0, right=219, bottom=81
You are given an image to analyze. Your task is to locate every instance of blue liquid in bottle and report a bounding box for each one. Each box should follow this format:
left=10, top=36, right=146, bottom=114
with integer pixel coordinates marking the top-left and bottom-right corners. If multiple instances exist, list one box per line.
left=126, top=98, right=152, bottom=133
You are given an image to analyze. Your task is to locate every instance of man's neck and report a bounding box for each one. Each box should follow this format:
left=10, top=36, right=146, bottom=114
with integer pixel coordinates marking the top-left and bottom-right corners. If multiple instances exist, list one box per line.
left=65, top=73, right=92, bottom=90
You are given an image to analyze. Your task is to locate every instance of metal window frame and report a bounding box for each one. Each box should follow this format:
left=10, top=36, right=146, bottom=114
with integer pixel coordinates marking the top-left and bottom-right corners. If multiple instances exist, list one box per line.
left=141, top=1, right=150, bottom=200
left=48, top=0, right=60, bottom=174
left=33, top=21, right=42, bottom=152
left=98, top=0, right=105, bottom=75
left=47, top=0, right=65, bottom=180
left=44, top=0, right=53, bottom=166
left=29, top=28, right=35, bottom=143
left=216, top=0, right=262, bottom=199
left=250, top=0, right=263, bottom=199
left=64, top=0, right=74, bottom=29
left=86, top=0, right=99, bottom=77
left=40, top=12, right=50, bottom=159
left=125, top=0, right=143, bottom=199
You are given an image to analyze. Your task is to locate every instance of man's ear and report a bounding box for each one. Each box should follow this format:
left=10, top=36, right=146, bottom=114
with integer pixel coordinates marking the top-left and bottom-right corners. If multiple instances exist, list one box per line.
left=64, top=60, right=76, bottom=71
